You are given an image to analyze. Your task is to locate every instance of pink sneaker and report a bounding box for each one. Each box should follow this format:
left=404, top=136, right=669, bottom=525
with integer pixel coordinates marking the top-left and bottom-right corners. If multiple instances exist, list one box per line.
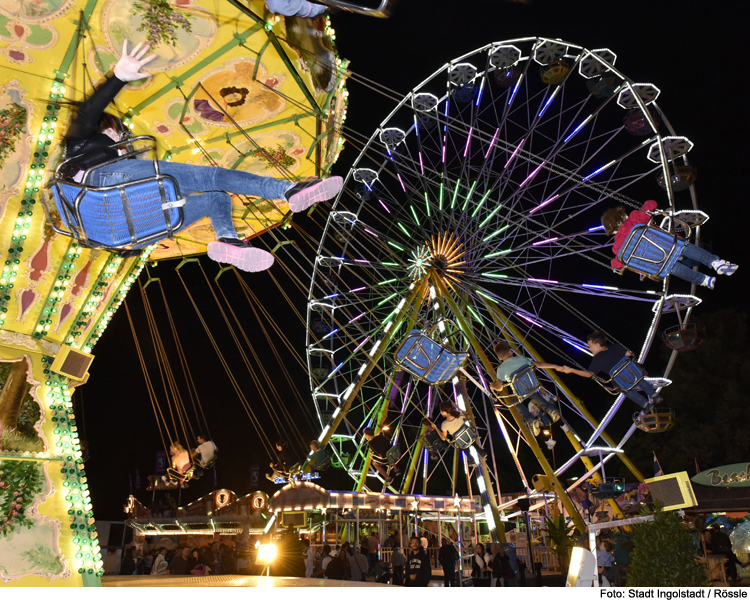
left=286, top=176, right=343, bottom=213
left=207, top=238, right=274, bottom=272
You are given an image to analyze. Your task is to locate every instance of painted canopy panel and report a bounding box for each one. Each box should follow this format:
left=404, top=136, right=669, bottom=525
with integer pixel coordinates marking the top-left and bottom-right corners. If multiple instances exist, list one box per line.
left=0, top=0, right=346, bottom=344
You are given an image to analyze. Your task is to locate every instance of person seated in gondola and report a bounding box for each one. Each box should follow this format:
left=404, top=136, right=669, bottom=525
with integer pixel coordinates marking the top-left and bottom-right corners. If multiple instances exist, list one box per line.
left=61, top=40, right=342, bottom=268
left=162, top=442, right=191, bottom=483
left=558, top=331, right=661, bottom=410
left=307, top=440, right=331, bottom=471
left=602, top=200, right=738, bottom=289
left=266, top=439, right=296, bottom=481
left=192, top=434, right=218, bottom=468
left=428, top=402, right=487, bottom=461
left=363, top=427, right=402, bottom=485
left=491, top=341, right=562, bottom=431
left=420, top=418, right=449, bottom=459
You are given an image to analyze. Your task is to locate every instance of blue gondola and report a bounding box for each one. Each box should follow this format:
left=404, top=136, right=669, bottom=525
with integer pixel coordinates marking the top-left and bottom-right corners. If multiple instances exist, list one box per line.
left=495, top=364, right=542, bottom=407
left=617, top=223, right=687, bottom=279
left=44, top=136, right=185, bottom=251
left=394, top=321, right=468, bottom=385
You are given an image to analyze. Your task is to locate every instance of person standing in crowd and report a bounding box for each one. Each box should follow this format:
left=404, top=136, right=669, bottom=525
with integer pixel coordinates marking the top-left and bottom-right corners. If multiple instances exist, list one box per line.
left=119, top=547, right=136, bottom=575
left=302, top=539, right=315, bottom=578
left=367, top=531, right=380, bottom=569
left=438, top=537, right=459, bottom=587
left=391, top=545, right=406, bottom=586
left=314, top=544, right=332, bottom=578
left=349, top=545, right=369, bottom=582
left=151, top=547, right=169, bottom=575
left=406, top=537, right=431, bottom=587
left=490, top=543, right=516, bottom=587
left=471, top=543, right=490, bottom=587
left=167, top=546, right=193, bottom=576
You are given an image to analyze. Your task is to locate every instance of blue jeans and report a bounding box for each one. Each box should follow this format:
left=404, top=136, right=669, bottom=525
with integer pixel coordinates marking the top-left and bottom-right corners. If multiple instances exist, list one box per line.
left=669, top=243, right=719, bottom=285
left=622, top=377, right=658, bottom=408
left=265, top=0, right=326, bottom=17
left=516, top=392, right=553, bottom=422
left=89, top=159, right=292, bottom=240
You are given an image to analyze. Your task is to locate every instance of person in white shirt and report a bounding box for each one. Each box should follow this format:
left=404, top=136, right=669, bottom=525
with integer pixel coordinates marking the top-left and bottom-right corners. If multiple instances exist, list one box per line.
left=151, top=547, right=169, bottom=575
left=192, top=435, right=218, bottom=468
left=302, top=539, right=315, bottom=578
left=428, top=402, right=488, bottom=460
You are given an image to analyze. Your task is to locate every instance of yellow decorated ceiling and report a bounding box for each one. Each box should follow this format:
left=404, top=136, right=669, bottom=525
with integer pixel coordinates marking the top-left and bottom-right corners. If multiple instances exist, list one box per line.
left=0, top=0, right=347, bottom=346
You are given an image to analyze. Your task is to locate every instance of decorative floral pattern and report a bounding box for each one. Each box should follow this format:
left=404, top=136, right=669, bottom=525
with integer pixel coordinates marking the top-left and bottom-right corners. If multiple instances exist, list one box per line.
left=0, top=102, right=27, bottom=170
left=132, top=0, right=193, bottom=48
left=250, top=144, right=296, bottom=170
left=0, top=461, right=44, bottom=538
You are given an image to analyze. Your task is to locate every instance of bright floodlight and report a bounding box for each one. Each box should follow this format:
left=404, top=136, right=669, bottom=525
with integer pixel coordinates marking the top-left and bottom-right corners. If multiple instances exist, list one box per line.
left=257, top=543, right=277, bottom=565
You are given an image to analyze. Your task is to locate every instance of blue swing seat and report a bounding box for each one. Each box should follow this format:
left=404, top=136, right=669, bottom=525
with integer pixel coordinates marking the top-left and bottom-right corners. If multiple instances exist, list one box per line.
left=495, top=364, right=543, bottom=407
left=508, top=365, right=540, bottom=399
left=395, top=328, right=468, bottom=385
left=617, top=223, right=686, bottom=279
left=607, top=357, right=645, bottom=392
left=449, top=423, right=478, bottom=449
left=308, top=449, right=332, bottom=472
left=45, top=136, right=185, bottom=251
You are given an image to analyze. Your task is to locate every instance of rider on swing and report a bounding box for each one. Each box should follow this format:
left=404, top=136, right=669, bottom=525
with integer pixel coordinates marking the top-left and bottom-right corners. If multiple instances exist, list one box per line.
left=62, top=41, right=342, bottom=270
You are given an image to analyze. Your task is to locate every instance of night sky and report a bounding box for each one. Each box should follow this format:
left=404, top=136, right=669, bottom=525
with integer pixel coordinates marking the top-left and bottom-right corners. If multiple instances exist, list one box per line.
left=79, top=0, right=750, bottom=520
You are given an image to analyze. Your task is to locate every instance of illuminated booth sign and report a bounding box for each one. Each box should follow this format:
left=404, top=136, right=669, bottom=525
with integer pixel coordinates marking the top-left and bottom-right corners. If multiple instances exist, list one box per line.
left=692, top=463, right=750, bottom=488
left=273, top=472, right=320, bottom=484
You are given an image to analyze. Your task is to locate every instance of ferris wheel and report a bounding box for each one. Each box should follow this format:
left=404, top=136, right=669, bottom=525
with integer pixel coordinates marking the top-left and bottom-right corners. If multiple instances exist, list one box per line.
left=304, top=37, right=705, bottom=536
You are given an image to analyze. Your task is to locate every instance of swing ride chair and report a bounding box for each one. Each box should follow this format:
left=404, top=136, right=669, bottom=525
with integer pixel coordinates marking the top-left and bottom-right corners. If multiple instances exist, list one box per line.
left=617, top=217, right=691, bottom=280
left=589, top=477, right=626, bottom=499
left=596, top=356, right=646, bottom=394
left=448, top=422, right=480, bottom=452
left=595, top=358, right=676, bottom=433
left=45, top=136, right=185, bottom=252
left=308, top=450, right=332, bottom=472
left=494, top=364, right=544, bottom=408
left=394, top=321, right=469, bottom=385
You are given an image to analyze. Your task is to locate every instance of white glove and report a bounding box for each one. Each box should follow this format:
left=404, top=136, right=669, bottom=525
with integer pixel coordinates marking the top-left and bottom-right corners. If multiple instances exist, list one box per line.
left=114, top=40, right=157, bottom=82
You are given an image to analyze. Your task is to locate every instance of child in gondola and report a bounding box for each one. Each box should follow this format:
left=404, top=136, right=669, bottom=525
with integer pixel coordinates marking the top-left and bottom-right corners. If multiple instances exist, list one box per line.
left=558, top=331, right=660, bottom=409
left=427, top=401, right=487, bottom=461
left=491, top=341, right=561, bottom=434
left=602, top=200, right=737, bottom=288
left=62, top=40, right=342, bottom=270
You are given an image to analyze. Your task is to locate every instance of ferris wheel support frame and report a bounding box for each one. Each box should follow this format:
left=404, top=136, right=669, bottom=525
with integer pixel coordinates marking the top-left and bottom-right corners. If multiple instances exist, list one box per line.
left=430, top=273, right=579, bottom=536
left=401, top=423, right=428, bottom=497
left=476, top=294, right=643, bottom=522
left=432, top=276, right=587, bottom=533
left=475, top=292, right=647, bottom=484
left=301, top=278, right=429, bottom=476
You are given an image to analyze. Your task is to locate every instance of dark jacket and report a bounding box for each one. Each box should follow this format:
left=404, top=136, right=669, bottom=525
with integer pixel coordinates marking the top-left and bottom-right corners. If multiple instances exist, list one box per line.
left=405, top=547, right=431, bottom=586
left=64, top=75, right=126, bottom=174
left=438, top=544, right=458, bottom=569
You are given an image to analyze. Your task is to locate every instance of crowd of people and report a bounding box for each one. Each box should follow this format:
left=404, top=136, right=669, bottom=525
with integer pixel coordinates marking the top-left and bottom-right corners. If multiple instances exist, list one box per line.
left=102, top=539, right=259, bottom=576
left=300, top=529, right=527, bottom=587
